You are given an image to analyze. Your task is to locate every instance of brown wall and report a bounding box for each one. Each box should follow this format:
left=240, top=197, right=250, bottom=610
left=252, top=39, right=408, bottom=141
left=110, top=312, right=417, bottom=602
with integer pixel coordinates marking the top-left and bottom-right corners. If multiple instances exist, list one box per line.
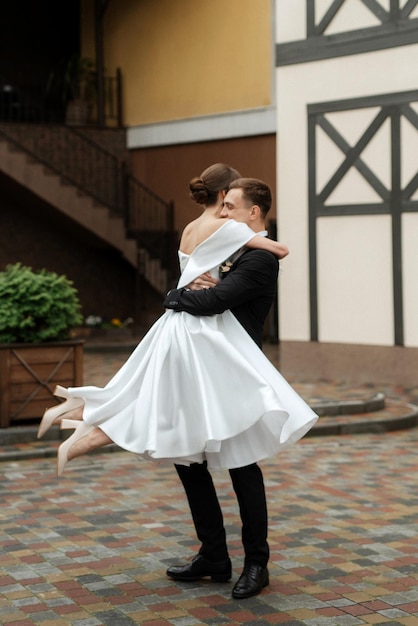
left=131, top=135, right=277, bottom=235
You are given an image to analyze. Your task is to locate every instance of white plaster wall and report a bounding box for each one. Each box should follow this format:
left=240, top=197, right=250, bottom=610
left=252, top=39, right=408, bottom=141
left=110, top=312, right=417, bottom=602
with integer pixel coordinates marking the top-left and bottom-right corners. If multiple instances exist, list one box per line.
left=277, top=43, right=418, bottom=345
left=317, top=215, right=394, bottom=345
left=276, top=0, right=305, bottom=42
left=402, top=213, right=418, bottom=347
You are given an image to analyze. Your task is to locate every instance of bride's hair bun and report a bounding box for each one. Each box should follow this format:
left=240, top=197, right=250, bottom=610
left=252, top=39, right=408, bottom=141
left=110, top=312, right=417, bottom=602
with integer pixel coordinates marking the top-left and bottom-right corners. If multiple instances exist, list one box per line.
left=189, top=163, right=241, bottom=206
left=189, top=177, right=209, bottom=205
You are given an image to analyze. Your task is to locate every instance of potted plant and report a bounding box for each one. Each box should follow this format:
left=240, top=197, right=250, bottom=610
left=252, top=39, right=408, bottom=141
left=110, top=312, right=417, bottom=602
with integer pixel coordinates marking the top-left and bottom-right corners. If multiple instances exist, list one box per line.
left=0, top=263, right=84, bottom=427
left=47, top=54, right=96, bottom=125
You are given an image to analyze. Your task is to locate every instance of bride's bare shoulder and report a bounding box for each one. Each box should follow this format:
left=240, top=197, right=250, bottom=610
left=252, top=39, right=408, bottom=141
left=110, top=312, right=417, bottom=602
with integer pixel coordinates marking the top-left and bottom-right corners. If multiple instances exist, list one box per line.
left=180, top=216, right=225, bottom=254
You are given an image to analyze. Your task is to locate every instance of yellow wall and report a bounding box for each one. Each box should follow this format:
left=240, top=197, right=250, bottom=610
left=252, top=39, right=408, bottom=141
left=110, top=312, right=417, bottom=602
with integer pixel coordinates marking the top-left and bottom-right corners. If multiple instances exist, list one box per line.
left=83, top=0, right=272, bottom=126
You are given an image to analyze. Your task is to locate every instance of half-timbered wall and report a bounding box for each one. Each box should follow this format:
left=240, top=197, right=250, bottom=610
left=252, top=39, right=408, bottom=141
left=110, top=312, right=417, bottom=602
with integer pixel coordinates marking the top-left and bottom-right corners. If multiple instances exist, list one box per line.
left=276, top=0, right=418, bottom=351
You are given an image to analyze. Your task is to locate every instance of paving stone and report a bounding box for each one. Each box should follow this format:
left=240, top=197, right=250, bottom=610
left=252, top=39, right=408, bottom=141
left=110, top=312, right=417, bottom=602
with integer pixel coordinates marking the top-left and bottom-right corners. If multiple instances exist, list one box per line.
left=2, top=346, right=418, bottom=624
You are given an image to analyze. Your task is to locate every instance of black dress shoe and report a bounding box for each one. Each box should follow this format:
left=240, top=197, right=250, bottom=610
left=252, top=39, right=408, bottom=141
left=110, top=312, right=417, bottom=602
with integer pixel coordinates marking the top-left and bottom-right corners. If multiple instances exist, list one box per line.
left=166, top=554, right=232, bottom=582
left=232, top=563, right=269, bottom=599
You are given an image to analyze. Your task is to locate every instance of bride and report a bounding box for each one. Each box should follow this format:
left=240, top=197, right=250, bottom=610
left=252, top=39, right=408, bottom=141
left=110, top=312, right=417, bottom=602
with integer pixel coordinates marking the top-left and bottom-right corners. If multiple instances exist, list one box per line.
left=38, top=163, right=318, bottom=475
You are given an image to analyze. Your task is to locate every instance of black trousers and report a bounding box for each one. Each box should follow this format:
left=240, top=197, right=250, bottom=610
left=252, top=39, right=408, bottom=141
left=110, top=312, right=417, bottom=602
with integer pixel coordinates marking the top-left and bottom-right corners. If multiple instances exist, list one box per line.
left=175, top=461, right=269, bottom=567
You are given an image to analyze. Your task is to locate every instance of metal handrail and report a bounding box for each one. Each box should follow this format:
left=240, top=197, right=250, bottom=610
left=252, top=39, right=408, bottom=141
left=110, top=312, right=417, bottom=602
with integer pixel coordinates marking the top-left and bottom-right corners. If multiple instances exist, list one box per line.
left=126, top=174, right=174, bottom=233
left=0, top=123, right=121, bottom=213
left=0, top=122, right=178, bottom=290
left=0, top=124, right=175, bottom=226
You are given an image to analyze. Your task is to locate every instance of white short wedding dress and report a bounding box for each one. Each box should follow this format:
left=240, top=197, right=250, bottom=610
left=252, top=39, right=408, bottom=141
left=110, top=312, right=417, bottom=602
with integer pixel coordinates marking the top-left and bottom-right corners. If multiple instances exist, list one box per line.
left=64, top=220, right=318, bottom=469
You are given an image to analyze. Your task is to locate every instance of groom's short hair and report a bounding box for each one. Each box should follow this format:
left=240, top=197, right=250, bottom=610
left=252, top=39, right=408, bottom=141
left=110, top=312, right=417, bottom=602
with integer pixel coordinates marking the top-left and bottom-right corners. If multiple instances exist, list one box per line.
left=229, top=178, right=272, bottom=218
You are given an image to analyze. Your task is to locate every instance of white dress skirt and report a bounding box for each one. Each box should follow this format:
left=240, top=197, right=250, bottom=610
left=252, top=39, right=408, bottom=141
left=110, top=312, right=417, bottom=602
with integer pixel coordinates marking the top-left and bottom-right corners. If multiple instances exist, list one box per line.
left=65, top=221, right=318, bottom=470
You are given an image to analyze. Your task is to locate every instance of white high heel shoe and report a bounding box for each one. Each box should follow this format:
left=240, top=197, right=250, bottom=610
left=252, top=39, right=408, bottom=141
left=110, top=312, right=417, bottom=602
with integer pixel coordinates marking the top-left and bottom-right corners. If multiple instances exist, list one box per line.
left=37, top=386, right=84, bottom=439
left=57, top=419, right=95, bottom=477
left=54, top=385, right=69, bottom=399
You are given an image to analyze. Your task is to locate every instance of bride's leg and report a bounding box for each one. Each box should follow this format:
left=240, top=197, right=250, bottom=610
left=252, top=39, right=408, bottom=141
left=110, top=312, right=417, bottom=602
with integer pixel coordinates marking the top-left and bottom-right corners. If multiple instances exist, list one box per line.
left=68, top=426, right=112, bottom=460
left=57, top=420, right=113, bottom=476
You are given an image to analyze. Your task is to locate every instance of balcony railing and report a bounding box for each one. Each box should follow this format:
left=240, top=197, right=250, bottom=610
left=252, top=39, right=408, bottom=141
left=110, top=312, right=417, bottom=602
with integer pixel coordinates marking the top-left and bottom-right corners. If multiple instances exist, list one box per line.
left=0, top=61, right=121, bottom=128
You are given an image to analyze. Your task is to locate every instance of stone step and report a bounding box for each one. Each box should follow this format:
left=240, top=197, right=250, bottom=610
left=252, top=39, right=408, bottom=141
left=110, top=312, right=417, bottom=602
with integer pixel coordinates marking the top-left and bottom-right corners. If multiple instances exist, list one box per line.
left=311, top=392, right=386, bottom=417
left=307, top=399, right=418, bottom=437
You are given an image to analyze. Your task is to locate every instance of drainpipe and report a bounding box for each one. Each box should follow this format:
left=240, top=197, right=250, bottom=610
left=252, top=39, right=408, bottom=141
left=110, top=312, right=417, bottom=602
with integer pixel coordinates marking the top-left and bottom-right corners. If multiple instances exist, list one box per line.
left=94, top=0, right=110, bottom=128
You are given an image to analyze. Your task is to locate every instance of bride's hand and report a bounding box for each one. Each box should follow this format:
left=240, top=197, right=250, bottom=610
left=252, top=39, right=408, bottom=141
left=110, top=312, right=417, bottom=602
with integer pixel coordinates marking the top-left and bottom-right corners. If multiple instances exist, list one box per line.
left=188, top=272, right=219, bottom=291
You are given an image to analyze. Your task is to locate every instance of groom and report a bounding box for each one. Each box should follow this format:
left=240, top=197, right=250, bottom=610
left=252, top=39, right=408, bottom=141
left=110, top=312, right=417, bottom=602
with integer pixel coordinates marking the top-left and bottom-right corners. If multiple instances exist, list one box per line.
left=163, top=177, right=282, bottom=599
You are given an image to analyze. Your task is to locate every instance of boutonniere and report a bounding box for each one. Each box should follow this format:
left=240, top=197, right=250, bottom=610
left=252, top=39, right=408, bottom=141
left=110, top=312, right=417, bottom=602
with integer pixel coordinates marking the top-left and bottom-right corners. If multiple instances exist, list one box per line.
left=219, top=260, right=233, bottom=278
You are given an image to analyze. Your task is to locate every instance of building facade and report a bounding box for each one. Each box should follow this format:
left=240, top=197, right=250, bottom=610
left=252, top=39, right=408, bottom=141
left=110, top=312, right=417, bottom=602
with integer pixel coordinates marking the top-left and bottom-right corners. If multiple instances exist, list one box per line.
left=276, top=0, right=418, bottom=383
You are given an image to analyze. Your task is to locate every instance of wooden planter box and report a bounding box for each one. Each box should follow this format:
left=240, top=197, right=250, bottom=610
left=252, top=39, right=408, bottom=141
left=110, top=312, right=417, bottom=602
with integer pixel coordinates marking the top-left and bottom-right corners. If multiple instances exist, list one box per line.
left=0, top=339, right=84, bottom=428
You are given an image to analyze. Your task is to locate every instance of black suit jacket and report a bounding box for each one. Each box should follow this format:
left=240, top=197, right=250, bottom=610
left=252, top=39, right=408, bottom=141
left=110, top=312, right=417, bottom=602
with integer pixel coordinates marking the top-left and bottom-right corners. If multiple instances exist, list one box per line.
left=163, top=249, right=279, bottom=348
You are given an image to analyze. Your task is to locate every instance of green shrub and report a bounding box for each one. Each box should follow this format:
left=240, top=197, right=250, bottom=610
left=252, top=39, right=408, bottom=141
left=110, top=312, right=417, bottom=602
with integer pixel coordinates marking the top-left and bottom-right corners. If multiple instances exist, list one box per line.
left=0, top=263, right=83, bottom=343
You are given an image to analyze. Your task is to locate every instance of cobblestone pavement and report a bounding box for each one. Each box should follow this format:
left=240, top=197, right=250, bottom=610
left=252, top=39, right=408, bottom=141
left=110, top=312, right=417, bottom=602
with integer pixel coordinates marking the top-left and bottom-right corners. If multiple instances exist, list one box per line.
left=1, top=344, right=418, bottom=625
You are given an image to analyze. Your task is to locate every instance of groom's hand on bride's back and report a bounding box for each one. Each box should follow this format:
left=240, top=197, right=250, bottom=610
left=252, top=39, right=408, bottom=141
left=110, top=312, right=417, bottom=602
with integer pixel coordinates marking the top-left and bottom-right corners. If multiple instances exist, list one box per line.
left=188, top=272, right=219, bottom=291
